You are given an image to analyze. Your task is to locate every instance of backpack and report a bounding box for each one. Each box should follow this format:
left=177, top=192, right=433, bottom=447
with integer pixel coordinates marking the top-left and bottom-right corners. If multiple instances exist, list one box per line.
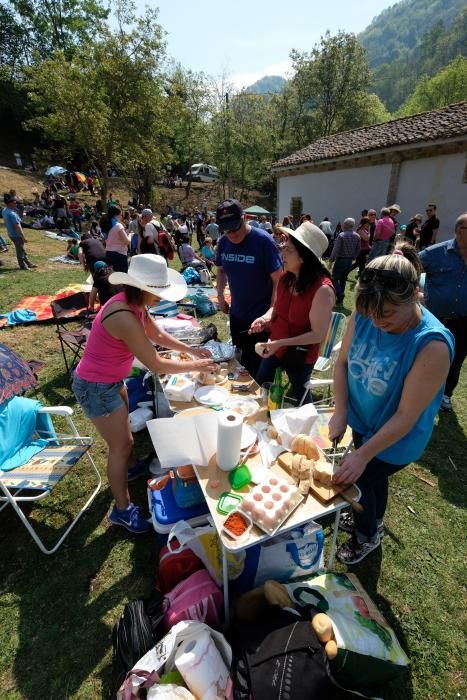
left=182, top=266, right=201, bottom=284
left=163, top=569, right=223, bottom=632
left=159, top=231, right=176, bottom=260
left=112, top=589, right=169, bottom=692
left=189, top=289, right=217, bottom=316
left=231, top=607, right=331, bottom=700
left=156, top=536, right=205, bottom=594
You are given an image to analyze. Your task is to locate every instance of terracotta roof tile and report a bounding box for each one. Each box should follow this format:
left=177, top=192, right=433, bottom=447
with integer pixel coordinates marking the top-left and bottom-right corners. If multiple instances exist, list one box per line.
left=272, top=102, right=467, bottom=170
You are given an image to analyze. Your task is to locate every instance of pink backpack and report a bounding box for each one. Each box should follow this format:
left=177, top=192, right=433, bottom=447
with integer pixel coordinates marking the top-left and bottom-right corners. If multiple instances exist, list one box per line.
left=163, top=569, right=223, bottom=631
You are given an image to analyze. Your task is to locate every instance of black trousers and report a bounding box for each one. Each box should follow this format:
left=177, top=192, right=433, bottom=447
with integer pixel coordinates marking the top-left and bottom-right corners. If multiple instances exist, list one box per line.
left=229, top=314, right=269, bottom=378
left=441, top=317, right=467, bottom=398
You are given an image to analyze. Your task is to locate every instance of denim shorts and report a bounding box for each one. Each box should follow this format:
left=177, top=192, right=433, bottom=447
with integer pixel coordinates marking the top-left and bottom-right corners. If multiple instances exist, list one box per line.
left=72, top=373, right=125, bottom=419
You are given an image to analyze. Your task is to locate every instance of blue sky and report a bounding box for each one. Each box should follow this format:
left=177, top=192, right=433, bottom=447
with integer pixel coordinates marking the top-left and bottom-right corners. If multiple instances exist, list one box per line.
left=134, top=0, right=396, bottom=87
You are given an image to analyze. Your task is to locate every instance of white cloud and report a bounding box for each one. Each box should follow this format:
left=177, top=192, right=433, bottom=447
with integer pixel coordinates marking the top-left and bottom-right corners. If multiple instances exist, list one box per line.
left=230, top=58, right=293, bottom=90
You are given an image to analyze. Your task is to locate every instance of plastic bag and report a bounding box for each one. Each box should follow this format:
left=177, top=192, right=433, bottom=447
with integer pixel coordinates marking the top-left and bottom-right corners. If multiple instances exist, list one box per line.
left=167, top=520, right=246, bottom=585
left=285, top=572, right=410, bottom=698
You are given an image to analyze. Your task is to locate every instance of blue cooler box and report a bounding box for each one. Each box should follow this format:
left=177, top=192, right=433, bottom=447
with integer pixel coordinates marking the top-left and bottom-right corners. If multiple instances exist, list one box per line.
left=148, top=477, right=210, bottom=546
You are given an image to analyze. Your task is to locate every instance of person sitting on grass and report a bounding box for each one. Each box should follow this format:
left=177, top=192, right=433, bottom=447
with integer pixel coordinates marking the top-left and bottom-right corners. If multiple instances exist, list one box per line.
left=72, top=254, right=215, bottom=534
left=66, top=239, right=80, bottom=260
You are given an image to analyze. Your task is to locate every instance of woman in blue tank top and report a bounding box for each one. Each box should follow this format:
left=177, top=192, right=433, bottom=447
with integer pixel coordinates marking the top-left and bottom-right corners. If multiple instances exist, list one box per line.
left=329, top=242, right=454, bottom=565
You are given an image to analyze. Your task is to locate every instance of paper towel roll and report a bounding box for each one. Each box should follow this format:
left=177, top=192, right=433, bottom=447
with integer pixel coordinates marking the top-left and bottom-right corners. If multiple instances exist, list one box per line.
left=174, top=630, right=229, bottom=700
left=217, top=412, right=243, bottom=471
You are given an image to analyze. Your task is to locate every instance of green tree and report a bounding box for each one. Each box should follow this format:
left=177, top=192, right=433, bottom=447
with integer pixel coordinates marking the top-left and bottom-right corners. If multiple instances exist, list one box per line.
left=25, top=0, right=170, bottom=203
left=8, top=0, right=109, bottom=59
left=164, top=64, right=214, bottom=197
left=290, top=31, right=372, bottom=139
left=396, top=55, right=467, bottom=116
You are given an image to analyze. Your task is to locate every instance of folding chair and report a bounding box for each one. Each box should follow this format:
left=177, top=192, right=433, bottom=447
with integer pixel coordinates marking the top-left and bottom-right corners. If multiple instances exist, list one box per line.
left=0, top=397, right=101, bottom=554
left=299, top=312, right=348, bottom=407
left=50, top=292, right=94, bottom=376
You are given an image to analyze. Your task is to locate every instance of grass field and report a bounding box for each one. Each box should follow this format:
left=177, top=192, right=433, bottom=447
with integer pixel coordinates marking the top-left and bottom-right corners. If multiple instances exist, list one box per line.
left=0, top=219, right=465, bottom=700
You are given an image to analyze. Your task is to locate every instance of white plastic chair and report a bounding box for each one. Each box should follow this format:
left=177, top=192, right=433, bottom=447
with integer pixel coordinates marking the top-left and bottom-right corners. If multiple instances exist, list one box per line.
left=299, top=312, right=347, bottom=407
left=0, top=402, right=101, bottom=554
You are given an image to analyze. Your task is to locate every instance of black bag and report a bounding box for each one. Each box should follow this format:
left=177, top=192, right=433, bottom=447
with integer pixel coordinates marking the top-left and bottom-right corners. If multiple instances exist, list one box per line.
left=231, top=607, right=331, bottom=699
left=112, top=589, right=169, bottom=691
left=285, top=344, right=311, bottom=368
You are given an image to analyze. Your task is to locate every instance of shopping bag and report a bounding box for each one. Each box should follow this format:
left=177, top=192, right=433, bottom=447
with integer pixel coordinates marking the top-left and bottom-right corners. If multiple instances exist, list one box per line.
left=163, top=569, right=223, bottom=631
left=232, top=522, right=324, bottom=595
left=284, top=572, right=410, bottom=698
left=167, top=520, right=246, bottom=585
left=117, top=620, right=233, bottom=700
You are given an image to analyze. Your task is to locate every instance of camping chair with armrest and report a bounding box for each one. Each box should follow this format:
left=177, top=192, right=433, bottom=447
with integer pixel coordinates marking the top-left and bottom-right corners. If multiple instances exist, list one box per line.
left=0, top=397, right=101, bottom=554
left=50, top=292, right=95, bottom=376
left=299, top=312, right=347, bottom=407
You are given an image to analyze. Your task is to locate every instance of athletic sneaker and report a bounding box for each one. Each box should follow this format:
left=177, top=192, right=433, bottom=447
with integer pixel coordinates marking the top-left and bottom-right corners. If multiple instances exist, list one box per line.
left=336, top=533, right=381, bottom=565
left=339, top=510, right=385, bottom=538
left=439, top=394, right=452, bottom=412
left=108, top=503, right=152, bottom=534
left=127, top=456, right=151, bottom=482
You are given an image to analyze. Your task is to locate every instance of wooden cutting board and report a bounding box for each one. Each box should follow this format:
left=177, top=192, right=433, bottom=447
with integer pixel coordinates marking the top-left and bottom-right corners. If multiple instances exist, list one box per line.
left=278, top=451, right=360, bottom=506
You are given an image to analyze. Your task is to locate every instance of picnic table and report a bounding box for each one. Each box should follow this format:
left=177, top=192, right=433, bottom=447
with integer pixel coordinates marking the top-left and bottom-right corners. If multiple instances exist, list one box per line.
left=152, top=358, right=359, bottom=621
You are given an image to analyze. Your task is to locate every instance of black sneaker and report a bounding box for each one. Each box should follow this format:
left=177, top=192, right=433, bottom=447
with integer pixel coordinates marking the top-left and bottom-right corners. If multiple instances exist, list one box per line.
left=338, top=511, right=385, bottom=538
left=337, top=534, right=381, bottom=565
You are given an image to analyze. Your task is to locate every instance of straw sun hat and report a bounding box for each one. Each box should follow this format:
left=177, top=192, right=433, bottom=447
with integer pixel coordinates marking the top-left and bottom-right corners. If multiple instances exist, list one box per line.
left=109, top=254, right=187, bottom=302
left=284, top=221, right=329, bottom=260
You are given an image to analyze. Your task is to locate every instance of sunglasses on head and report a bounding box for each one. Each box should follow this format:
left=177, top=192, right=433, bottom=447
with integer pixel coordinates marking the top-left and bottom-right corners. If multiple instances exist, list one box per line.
left=359, top=268, right=413, bottom=288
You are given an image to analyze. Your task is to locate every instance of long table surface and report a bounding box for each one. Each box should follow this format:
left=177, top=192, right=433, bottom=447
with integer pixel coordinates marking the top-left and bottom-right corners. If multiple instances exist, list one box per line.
left=159, top=358, right=359, bottom=553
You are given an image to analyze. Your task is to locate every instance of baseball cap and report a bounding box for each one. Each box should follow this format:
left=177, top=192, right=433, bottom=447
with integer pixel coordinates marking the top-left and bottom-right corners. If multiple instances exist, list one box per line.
left=141, top=208, right=153, bottom=218
left=216, top=199, right=243, bottom=232
left=94, top=260, right=107, bottom=271
left=3, top=193, right=18, bottom=204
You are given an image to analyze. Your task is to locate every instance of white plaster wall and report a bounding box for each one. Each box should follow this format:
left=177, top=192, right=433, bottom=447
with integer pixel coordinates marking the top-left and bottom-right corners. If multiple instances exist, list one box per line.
left=277, top=163, right=392, bottom=229
left=395, top=152, right=467, bottom=242
left=277, top=151, right=467, bottom=241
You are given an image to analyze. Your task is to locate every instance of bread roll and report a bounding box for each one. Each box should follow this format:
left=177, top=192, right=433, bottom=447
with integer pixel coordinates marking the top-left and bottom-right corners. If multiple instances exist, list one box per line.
left=298, top=478, right=310, bottom=496
left=325, top=639, right=338, bottom=660
left=291, top=434, right=320, bottom=461
left=311, top=613, right=334, bottom=643
left=255, top=342, right=267, bottom=357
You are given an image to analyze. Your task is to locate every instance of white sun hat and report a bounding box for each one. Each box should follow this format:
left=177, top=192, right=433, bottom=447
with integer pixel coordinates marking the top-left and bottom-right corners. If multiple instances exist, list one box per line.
left=109, top=254, right=187, bottom=302
left=287, top=221, right=329, bottom=259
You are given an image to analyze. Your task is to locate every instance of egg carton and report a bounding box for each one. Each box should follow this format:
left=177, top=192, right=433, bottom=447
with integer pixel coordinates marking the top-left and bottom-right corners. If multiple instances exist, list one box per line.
left=239, top=475, right=303, bottom=535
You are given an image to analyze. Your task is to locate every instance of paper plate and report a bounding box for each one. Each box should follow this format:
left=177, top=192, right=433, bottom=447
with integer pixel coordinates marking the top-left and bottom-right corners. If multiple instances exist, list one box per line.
left=225, top=397, right=260, bottom=418
left=194, top=385, right=230, bottom=407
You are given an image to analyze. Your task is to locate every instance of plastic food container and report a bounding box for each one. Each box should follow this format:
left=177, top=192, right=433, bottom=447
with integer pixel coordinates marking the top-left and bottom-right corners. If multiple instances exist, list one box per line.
left=217, top=492, right=243, bottom=515
left=222, top=508, right=252, bottom=542
left=239, top=475, right=303, bottom=535
left=228, top=464, right=252, bottom=490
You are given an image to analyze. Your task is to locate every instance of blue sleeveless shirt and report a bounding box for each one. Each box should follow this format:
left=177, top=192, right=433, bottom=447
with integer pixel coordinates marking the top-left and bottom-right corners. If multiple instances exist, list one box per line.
left=347, top=307, right=454, bottom=465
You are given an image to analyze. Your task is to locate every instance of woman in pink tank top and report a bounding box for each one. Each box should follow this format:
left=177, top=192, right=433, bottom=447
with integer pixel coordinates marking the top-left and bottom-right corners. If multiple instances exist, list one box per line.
left=72, top=254, right=215, bottom=534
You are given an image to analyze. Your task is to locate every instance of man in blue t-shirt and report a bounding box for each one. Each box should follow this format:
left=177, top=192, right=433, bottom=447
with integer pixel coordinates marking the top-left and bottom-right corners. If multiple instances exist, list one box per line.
left=215, top=199, right=282, bottom=376
left=2, top=194, right=36, bottom=270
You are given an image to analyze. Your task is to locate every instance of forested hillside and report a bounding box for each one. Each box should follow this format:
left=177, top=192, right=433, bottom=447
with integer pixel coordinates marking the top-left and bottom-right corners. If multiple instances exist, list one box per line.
left=359, top=0, right=467, bottom=110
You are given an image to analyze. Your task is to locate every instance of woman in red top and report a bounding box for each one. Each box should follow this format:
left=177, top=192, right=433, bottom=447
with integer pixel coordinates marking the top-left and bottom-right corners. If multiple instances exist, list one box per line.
left=251, top=222, right=335, bottom=401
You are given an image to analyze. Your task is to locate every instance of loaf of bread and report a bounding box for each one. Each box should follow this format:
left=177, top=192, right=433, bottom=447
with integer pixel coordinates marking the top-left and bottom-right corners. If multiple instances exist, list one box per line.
left=264, top=580, right=294, bottom=608
left=298, top=478, right=310, bottom=496
left=312, top=459, right=340, bottom=486
left=290, top=434, right=320, bottom=460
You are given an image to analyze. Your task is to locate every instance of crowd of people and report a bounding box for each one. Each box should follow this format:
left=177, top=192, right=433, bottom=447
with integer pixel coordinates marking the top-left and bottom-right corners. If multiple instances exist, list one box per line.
left=1, top=181, right=465, bottom=564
